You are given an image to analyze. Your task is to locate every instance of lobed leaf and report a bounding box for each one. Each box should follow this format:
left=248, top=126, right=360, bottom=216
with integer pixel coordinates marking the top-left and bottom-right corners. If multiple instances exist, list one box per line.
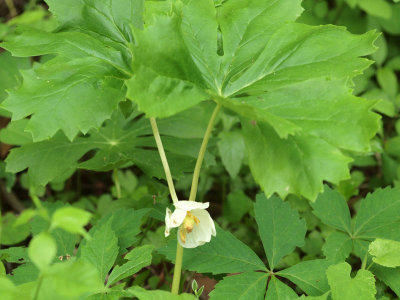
left=326, top=262, right=376, bottom=300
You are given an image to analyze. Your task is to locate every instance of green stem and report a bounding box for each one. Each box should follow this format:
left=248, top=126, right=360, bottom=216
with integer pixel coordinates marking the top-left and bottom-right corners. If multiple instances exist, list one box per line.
left=33, top=274, right=43, bottom=300
left=30, top=192, right=42, bottom=210
left=113, top=169, right=122, bottom=199
left=171, top=243, right=184, bottom=295
left=171, top=103, right=221, bottom=294
left=150, top=117, right=179, bottom=203
left=5, top=0, right=17, bottom=17
left=189, top=103, right=221, bottom=201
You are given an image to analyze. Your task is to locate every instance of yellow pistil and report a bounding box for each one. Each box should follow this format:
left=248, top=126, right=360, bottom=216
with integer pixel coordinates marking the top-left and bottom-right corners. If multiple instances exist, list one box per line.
left=179, top=212, right=200, bottom=243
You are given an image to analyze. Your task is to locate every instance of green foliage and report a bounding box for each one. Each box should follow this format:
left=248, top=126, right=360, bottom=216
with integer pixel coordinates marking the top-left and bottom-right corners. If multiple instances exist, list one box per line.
left=369, top=239, right=400, bottom=268
left=50, top=206, right=91, bottom=237
left=128, top=286, right=196, bottom=300
left=326, top=262, right=376, bottom=300
left=255, top=194, right=307, bottom=270
left=80, top=219, right=119, bottom=282
left=107, top=245, right=153, bottom=286
left=209, top=272, right=268, bottom=300
left=1, top=0, right=399, bottom=298
left=28, top=232, right=56, bottom=270
left=2, top=104, right=214, bottom=187
left=159, top=226, right=266, bottom=274
left=127, top=0, right=379, bottom=200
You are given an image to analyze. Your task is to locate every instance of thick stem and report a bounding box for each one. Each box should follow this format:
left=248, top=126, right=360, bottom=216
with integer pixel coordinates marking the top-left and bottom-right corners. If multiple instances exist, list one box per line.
left=150, top=117, right=179, bottom=203
left=113, top=169, right=122, bottom=199
left=189, top=103, right=221, bottom=201
left=171, top=243, right=184, bottom=294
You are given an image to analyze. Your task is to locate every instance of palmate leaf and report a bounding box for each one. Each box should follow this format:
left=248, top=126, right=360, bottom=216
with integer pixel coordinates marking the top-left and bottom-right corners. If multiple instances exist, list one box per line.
left=0, top=0, right=144, bottom=141
left=162, top=194, right=331, bottom=297
left=128, top=0, right=380, bottom=200
left=2, top=104, right=213, bottom=187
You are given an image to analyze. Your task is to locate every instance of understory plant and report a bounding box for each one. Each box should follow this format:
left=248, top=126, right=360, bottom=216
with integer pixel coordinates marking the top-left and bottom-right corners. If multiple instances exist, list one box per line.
left=0, top=0, right=400, bottom=299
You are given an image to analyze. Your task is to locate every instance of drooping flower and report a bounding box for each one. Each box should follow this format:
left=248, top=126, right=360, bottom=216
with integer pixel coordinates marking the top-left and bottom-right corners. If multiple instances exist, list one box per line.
left=165, top=201, right=216, bottom=248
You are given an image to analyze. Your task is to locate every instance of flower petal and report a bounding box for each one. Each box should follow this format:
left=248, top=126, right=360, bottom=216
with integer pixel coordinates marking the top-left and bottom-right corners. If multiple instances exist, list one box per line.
left=169, top=208, right=186, bottom=228
left=191, top=209, right=214, bottom=243
left=165, top=208, right=172, bottom=237
left=174, top=201, right=209, bottom=211
left=178, top=228, right=203, bottom=248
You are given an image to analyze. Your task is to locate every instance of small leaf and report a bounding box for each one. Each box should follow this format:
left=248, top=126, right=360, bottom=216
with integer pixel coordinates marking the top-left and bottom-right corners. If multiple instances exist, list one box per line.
left=38, top=260, right=102, bottom=299
left=209, top=272, right=268, bottom=300
left=327, top=262, right=376, bottom=300
left=369, top=239, right=400, bottom=268
left=50, top=206, right=91, bottom=237
left=278, top=259, right=331, bottom=296
left=107, top=245, right=153, bottom=286
left=9, top=263, right=39, bottom=285
left=14, top=209, right=36, bottom=227
left=128, top=286, right=196, bottom=300
left=0, top=261, right=5, bottom=277
left=87, top=208, right=149, bottom=255
left=322, top=232, right=352, bottom=263
left=354, top=187, right=400, bottom=240
left=28, top=232, right=57, bottom=270
left=255, top=194, right=307, bottom=270
left=80, top=219, right=119, bottom=282
left=299, top=293, right=329, bottom=300
left=265, top=277, right=297, bottom=300
left=1, top=213, right=30, bottom=245
left=357, top=0, right=392, bottom=19
left=371, top=264, right=400, bottom=297
left=311, top=186, right=352, bottom=233
left=224, top=191, right=252, bottom=223
left=217, top=131, right=245, bottom=178
left=377, top=67, right=398, bottom=98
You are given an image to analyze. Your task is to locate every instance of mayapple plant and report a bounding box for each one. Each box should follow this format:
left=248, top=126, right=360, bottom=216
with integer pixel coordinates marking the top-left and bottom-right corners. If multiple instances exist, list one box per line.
left=0, top=0, right=387, bottom=298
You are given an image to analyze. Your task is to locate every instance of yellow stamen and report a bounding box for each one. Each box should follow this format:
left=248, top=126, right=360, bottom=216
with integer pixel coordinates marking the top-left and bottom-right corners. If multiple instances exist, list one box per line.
left=179, top=212, right=201, bottom=243
left=179, top=227, right=186, bottom=243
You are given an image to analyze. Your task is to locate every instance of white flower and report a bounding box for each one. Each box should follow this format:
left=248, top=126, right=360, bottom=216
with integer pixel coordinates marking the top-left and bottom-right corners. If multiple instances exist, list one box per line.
left=165, top=201, right=216, bottom=248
